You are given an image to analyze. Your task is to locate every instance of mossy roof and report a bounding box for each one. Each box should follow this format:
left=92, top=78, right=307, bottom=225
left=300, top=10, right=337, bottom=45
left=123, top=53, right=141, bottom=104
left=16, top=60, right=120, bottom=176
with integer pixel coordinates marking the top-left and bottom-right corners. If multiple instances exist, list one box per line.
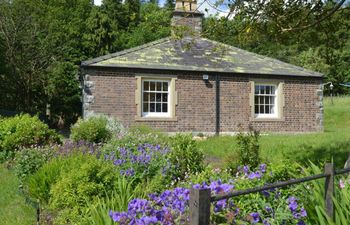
left=82, top=37, right=322, bottom=77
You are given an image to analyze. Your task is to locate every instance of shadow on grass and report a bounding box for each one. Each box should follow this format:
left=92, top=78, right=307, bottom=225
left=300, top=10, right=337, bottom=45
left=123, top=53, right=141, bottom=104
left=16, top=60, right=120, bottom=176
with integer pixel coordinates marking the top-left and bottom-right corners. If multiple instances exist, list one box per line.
left=293, top=140, right=350, bottom=168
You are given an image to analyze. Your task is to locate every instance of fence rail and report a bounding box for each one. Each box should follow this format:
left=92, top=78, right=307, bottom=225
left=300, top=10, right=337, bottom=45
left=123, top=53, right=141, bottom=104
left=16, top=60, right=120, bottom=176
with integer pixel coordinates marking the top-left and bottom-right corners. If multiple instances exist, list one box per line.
left=189, top=163, right=350, bottom=225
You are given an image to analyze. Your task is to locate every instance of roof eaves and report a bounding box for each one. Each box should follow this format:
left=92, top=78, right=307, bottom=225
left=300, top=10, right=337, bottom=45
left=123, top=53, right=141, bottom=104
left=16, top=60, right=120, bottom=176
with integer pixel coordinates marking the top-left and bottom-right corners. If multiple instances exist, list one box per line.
left=84, top=63, right=323, bottom=78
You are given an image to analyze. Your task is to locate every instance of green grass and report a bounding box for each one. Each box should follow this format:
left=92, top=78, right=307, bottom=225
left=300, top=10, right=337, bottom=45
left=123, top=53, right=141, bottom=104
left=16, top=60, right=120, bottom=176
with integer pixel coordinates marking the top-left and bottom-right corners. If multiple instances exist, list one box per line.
left=199, top=96, right=350, bottom=168
left=0, top=164, right=36, bottom=225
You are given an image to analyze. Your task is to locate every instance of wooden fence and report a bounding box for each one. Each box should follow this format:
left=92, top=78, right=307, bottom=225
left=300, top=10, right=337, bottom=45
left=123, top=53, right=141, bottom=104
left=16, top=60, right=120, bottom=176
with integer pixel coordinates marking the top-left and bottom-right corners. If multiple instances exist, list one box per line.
left=189, top=163, right=350, bottom=225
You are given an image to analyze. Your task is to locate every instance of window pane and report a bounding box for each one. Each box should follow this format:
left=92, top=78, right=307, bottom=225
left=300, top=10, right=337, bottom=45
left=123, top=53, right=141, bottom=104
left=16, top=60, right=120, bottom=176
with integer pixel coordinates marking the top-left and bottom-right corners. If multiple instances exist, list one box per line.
left=255, top=85, right=259, bottom=94
left=162, top=103, right=168, bottom=113
left=265, top=105, right=270, bottom=113
left=265, top=96, right=270, bottom=104
left=266, top=86, right=271, bottom=94
left=156, top=82, right=162, bottom=91
left=260, top=105, right=264, bottom=114
left=143, top=103, right=149, bottom=112
left=260, top=86, right=265, bottom=94
left=150, top=103, right=155, bottom=112
left=261, top=96, right=265, bottom=104
left=254, top=96, right=258, bottom=104
left=163, top=82, right=168, bottom=91
left=162, top=93, right=168, bottom=102
left=144, top=81, right=149, bottom=91
left=156, top=93, right=161, bottom=102
left=156, top=103, right=161, bottom=112
left=150, top=93, right=155, bottom=101
left=143, top=93, right=149, bottom=102
left=150, top=82, right=156, bottom=91
left=271, top=86, right=275, bottom=94
left=271, top=106, right=275, bottom=114
left=255, top=105, right=259, bottom=114
left=270, top=96, right=275, bottom=104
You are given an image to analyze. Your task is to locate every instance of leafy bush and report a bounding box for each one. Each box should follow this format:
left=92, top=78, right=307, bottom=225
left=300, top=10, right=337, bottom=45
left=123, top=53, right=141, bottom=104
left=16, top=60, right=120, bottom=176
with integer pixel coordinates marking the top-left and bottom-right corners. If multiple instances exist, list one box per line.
left=168, top=133, right=204, bottom=181
left=26, top=157, right=67, bottom=204
left=236, top=125, right=261, bottom=169
left=70, top=114, right=124, bottom=143
left=49, top=154, right=119, bottom=224
left=0, top=114, right=61, bottom=161
left=15, top=146, right=55, bottom=186
left=70, top=116, right=112, bottom=143
left=87, top=177, right=146, bottom=225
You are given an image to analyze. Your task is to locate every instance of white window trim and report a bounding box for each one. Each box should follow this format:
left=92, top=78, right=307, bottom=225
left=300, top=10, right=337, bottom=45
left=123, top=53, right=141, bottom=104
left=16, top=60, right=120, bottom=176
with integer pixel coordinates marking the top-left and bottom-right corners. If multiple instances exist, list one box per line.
left=254, top=83, right=278, bottom=119
left=250, top=80, right=285, bottom=121
left=141, top=79, right=171, bottom=118
left=135, top=75, right=177, bottom=121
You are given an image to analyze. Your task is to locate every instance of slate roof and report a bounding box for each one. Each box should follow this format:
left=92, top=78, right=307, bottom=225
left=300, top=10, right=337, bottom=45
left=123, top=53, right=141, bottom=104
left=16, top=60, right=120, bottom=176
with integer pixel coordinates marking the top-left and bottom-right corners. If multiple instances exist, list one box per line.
left=82, top=37, right=323, bottom=77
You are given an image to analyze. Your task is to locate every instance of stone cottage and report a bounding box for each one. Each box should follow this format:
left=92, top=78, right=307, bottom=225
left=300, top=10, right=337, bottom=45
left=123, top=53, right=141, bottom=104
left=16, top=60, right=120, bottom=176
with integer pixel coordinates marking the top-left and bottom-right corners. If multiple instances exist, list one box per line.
left=81, top=0, right=323, bottom=134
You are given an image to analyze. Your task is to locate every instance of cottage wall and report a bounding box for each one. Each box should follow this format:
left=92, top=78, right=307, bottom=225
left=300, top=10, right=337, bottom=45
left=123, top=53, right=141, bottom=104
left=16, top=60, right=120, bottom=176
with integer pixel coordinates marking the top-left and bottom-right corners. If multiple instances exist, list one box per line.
left=83, top=69, right=323, bottom=134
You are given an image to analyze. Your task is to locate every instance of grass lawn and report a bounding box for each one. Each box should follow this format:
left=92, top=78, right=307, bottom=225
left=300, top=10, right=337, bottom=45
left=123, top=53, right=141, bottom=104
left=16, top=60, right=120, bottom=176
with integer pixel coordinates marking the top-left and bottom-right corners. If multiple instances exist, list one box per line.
left=0, top=164, right=36, bottom=225
left=199, top=96, right=350, bottom=168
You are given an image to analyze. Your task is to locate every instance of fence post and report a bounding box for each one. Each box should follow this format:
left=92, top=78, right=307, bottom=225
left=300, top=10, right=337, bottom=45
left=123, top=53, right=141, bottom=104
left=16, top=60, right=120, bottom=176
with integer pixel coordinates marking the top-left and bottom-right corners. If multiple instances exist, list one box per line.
left=189, top=188, right=211, bottom=225
left=324, top=163, right=334, bottom=220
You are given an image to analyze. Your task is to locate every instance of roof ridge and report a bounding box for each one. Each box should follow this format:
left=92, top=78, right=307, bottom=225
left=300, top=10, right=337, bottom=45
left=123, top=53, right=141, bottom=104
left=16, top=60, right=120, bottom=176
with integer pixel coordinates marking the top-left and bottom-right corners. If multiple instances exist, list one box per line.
left=81, top=37, right=171, bottom=66
left=199, top=37, right=323, bottom=76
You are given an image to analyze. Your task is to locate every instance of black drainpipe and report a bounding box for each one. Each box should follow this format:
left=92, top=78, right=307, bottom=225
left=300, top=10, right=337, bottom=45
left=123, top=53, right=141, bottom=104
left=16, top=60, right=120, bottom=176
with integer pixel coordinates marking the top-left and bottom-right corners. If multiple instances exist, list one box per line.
left=215, top=74, right=220, bottom=135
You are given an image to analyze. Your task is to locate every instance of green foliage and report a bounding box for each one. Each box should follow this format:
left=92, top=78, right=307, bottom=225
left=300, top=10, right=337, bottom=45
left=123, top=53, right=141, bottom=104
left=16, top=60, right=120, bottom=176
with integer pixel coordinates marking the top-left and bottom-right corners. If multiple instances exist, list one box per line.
left=168, top=133, right=204, bottom=180
left=15, top=146, right=55, bottom=186
left=299, top=162, right=350, bottom=225
left=70, top=116, right=112, bottom=143
left=236, top=126, right=261, bottom=169
left=46, top=61, right=81, bottom=126
left=0, top=114, right=60, bottom=161
left=49, top=154, right=118, bottom=224
left=87, top=177, right=146, bottom=225
left=26, top=157, right=66, bottom=204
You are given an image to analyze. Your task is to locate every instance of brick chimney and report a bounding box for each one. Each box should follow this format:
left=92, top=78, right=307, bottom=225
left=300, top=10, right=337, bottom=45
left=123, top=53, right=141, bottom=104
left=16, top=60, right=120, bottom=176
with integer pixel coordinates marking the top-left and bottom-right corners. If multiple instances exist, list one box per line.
left=171, top=0, right=204, bottom=35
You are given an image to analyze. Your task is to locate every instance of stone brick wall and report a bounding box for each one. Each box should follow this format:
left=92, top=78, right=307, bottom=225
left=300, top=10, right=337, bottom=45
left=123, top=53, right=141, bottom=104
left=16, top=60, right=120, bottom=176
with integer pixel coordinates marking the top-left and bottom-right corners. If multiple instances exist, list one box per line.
left=83, top=68, right=323, bottom=133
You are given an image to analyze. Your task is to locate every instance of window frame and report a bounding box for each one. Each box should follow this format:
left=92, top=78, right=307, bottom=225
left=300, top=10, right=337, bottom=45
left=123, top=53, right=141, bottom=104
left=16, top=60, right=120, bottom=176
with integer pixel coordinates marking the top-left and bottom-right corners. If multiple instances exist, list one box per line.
left=254, top=83, right=278, bottom=119
left=135, top=75, right=177, bottom=121
left=250, top=80, right=284, bottom=121
left=141, top=79, right=171, bottom=118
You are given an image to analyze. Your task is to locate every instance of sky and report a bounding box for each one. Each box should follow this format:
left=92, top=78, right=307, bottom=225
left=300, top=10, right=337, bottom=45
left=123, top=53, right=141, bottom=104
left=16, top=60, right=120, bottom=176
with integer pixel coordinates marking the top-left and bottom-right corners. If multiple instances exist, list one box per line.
left=93, top=0, right=230, bottom=17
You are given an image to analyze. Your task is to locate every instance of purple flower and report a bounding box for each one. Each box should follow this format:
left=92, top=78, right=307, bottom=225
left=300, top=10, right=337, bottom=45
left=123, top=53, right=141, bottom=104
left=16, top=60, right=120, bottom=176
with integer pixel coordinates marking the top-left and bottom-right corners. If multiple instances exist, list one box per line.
left=243, top=165, right=250, bottom=175
left=259, top=164, right=267, bottom=173
left=250, top=212, right=260, bottom=224
left=263, top=219, right=270, bottom=225
left=300, top=207, right=307, bottom=217
left=287, top=196, right=298, bottom=212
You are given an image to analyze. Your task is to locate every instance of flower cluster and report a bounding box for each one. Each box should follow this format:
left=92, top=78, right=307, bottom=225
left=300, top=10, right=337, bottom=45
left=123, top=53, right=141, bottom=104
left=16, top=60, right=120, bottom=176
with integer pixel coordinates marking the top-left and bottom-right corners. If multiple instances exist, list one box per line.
left=109, top=180, right=234, bottom=224
left=240, top=164, right=267, bottom=180
left=109, top=187, right=190, bottom=225
left=54, top=140, right=100, bottom=157
left=287, top=196, right=307, bottom=223
left=104, top=144, right=170, bottom=177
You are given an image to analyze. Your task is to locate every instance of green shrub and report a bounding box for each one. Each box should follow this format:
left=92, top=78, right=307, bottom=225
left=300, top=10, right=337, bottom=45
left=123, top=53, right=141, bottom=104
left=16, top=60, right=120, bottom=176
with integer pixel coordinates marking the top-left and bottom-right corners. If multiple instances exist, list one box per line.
left=87, top=177, right=146, bottom=225
left=15, top=146, right=55, bottom=186
left=168, top=133, right=204, bottom=180
left=0, top=114, right=61, bottom=161
left=236, top=125, right=261, bottom=169
left=49, top=155, right=119, bottom=224
left=70, top=116, right=112, bottom=143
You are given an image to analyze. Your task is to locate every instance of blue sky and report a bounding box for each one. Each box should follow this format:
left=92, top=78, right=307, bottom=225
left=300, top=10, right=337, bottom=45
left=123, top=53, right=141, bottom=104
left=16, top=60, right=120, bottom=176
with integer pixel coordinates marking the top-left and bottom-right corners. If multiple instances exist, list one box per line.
left=93, top=0, right=230, bottom=17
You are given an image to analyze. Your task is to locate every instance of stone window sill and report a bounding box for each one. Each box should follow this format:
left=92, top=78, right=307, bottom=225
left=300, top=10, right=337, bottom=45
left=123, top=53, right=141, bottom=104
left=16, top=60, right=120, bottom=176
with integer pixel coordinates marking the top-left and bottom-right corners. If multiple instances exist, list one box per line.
left=134, top=116, right=178, bottom=122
